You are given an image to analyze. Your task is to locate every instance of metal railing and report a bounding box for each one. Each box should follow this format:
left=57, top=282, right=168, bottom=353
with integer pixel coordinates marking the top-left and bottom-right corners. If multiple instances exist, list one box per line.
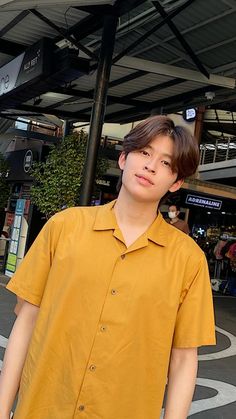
left=200, top=139, right=236, bottom=165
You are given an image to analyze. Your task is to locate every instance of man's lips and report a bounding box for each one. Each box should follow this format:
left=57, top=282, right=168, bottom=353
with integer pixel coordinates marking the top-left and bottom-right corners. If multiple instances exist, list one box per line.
left=135, top=174, right=154, bottom=185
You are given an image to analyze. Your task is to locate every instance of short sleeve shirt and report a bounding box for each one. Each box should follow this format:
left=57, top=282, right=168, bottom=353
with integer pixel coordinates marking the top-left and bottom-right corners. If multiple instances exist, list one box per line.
left=7, top=201, right=216, bottom=419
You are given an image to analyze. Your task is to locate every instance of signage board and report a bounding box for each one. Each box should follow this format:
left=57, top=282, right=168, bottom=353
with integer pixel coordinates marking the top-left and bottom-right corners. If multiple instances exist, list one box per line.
left=186, top=194, right=222, bottom=210
left=5, top=199, right=26, bottom=277
left=183, top=108, right=197, bottom=122
left=23, top=150, right=33, bottom=173
left=0, top=38, right=51, bottom=97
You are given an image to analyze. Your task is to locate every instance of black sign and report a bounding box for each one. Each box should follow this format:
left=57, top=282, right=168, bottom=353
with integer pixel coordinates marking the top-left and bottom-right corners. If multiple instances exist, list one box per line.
left=183, top=108, right=196, bottom=122
left=7, top=149, right=39, bottom=182
left=0, top=38, right=52, bottom=97
left=186, top=194, right=222, bottom=210
left=23, top=150, right=33, bottom=173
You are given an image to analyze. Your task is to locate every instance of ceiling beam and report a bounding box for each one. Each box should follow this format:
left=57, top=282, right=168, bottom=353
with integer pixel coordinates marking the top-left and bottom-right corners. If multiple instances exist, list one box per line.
left=29, top=9, right=97, bottom=59
left=54, top=0, right=146, bottom=46
left=130, top=7, right=236, bottom=64
left=112, top=0, right=195, bottom=64
left=0, top=10, right=30, bottom=37
left=152, top=0, right=209, bottom=79
left=116, top=56, right=236, bottom=88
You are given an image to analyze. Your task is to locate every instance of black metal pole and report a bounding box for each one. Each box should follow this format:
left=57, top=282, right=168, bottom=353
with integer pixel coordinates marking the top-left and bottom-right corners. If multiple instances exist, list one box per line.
left=78, top=14, right=118, bottom=206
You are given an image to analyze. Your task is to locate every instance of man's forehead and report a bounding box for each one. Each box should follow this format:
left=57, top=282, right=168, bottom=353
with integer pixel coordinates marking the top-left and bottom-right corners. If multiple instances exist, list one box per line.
left=144, top=136, right=174, bottom=156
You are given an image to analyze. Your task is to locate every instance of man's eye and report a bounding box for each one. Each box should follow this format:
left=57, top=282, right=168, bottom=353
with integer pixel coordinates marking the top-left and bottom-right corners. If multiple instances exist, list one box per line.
left=162, top=160, right=171, bottom=166
left=140, top=150, right=149, bottom=156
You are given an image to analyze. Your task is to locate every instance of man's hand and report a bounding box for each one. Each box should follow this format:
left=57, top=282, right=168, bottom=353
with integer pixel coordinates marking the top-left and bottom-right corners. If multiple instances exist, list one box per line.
left=164, top=347, right=198, bottom=419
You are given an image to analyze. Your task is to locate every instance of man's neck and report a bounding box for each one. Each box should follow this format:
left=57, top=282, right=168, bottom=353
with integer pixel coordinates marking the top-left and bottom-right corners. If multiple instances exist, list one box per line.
left=114, top=188, right=158, bottom=231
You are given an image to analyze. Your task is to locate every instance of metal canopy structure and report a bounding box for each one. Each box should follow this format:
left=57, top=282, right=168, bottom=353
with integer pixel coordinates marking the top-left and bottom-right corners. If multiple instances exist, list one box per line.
left=0, top=0, right=236, bottom=125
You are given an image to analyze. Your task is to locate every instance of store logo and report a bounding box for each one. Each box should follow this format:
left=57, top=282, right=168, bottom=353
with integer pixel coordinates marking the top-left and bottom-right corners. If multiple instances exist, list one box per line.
left=186, top=194, right=222, bottom=210
left=183, top=108, right=196, bottom=122
left=24, top=48, right=41, bottom=73
left=23, top=150, right=33, bottom=173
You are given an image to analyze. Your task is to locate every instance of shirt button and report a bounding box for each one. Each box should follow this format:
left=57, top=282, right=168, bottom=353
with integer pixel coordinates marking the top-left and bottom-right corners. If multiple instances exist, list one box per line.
left=121, top=254, right=126, bottom=259
left=111, top=289, right=117, bottom=295
left=100, top=325, right=107, bottom=332
left=78, top=405, right=85, bottom=411
left=89, top=364, right=96, bottom=371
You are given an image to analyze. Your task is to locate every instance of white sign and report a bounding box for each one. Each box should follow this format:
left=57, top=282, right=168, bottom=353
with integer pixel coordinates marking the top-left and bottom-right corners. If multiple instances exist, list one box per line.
left=0, top=53, right=25, bottom=96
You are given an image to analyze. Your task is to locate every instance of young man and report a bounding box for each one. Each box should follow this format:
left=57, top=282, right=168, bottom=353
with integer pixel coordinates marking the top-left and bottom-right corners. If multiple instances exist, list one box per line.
left=0, top=116, right=215, bottom=419
left=168, top=203, right=190, bottom=234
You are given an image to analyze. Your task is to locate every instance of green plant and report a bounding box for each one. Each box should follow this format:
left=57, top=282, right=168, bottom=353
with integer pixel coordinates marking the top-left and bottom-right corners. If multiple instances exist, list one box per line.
left=30, top=130, right=108, bottom=219
left=0, top=153, right=10, bottom=209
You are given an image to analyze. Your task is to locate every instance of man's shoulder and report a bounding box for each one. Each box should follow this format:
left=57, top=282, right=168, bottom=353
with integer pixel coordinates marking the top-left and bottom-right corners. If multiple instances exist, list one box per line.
left=48, top=205, right=100, bottom=229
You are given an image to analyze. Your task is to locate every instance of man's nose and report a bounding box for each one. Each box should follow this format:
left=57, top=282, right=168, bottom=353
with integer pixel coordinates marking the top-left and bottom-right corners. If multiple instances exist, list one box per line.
left=144, top=164, right=156, bottom=174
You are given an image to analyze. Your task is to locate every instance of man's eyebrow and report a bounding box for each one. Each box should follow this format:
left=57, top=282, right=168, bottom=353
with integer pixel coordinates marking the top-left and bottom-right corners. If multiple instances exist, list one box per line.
left=144, top=145, right=173, bottom=159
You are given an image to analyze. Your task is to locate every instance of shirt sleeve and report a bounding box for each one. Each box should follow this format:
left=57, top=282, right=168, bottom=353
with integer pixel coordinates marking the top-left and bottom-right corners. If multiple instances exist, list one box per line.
left=6, top=214, right=63, bottom=307
left=173, top=254, right=216, bottom=348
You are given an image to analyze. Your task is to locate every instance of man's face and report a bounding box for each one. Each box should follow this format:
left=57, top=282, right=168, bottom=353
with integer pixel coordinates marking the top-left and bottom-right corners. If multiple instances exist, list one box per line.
left=118, top=135, right=183, bottom=205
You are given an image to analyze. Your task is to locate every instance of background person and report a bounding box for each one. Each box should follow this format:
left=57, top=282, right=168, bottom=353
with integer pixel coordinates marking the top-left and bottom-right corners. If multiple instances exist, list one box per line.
left=168, top=203, right=190, bottom=234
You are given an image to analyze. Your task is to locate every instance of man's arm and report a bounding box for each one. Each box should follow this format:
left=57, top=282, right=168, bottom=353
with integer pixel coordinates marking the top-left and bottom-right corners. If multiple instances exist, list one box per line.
left=164, top=347, right=198, bottom=419
left=0, top=300, right=39, bottom=419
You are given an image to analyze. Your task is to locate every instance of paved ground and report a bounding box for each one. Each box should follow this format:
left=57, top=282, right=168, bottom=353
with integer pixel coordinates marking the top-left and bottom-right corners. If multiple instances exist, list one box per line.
left=1, top=279, right=236, bottom=418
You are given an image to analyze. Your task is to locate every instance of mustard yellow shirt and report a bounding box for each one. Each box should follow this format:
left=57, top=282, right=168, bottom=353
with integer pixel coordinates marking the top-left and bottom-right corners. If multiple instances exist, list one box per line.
left=7, top=200, right=216, bottom=419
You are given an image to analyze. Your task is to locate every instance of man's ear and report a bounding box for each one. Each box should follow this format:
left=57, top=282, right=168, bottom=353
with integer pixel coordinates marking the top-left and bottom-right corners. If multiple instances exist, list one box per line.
left=118, top=152, right=126, bottom=170
left=168, top=178, right=184, bottom=193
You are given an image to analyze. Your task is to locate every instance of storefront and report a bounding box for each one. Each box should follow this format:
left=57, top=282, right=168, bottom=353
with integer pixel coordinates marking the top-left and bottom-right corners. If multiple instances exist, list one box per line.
left=171, top=184, right=236, bottom=295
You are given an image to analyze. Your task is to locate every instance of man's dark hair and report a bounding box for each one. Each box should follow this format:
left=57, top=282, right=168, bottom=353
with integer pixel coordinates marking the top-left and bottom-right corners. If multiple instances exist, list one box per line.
left=168, top=203, right=180, bottom=212
left=123, top=115, right=199, bottom=179
left=117, top=115, right=199, bottom=192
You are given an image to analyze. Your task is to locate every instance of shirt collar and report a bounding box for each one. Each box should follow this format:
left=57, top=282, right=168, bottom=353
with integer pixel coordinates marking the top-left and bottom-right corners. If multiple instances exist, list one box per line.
left=93, top=200, right=168, bottom=247
left=93, top=200, right=118, bottom=231
left=147, top=213, right=168, bottom=247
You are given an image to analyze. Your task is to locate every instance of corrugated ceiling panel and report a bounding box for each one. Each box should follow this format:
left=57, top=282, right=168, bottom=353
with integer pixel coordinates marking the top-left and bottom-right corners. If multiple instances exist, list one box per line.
left=137, top=81, right=207, bottom=102
left=137, top=46, right=177, bottom=63
left=103, top=103, right=133, bottom=113
left=73, top=72, right=97, bottom=90
left=45, top=7, right=88, bottom=25
left=56, top=102, right=92, bottom=112
left=170, top=12, right=236, bottom=53
left=2, top=7, right=87, bottom=44
left=108, top=74, right=173, bottom=96
left=0, top=1, right=115, bottom=11
left=198, top=41, right=236, bottom=69
left=169, top=0, right=229, bottom=31
left=0, top=10, right=21, bottom=28
left=3, top=15, right=60, bottom=44
left=109, top=66, right=138, bottom=81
